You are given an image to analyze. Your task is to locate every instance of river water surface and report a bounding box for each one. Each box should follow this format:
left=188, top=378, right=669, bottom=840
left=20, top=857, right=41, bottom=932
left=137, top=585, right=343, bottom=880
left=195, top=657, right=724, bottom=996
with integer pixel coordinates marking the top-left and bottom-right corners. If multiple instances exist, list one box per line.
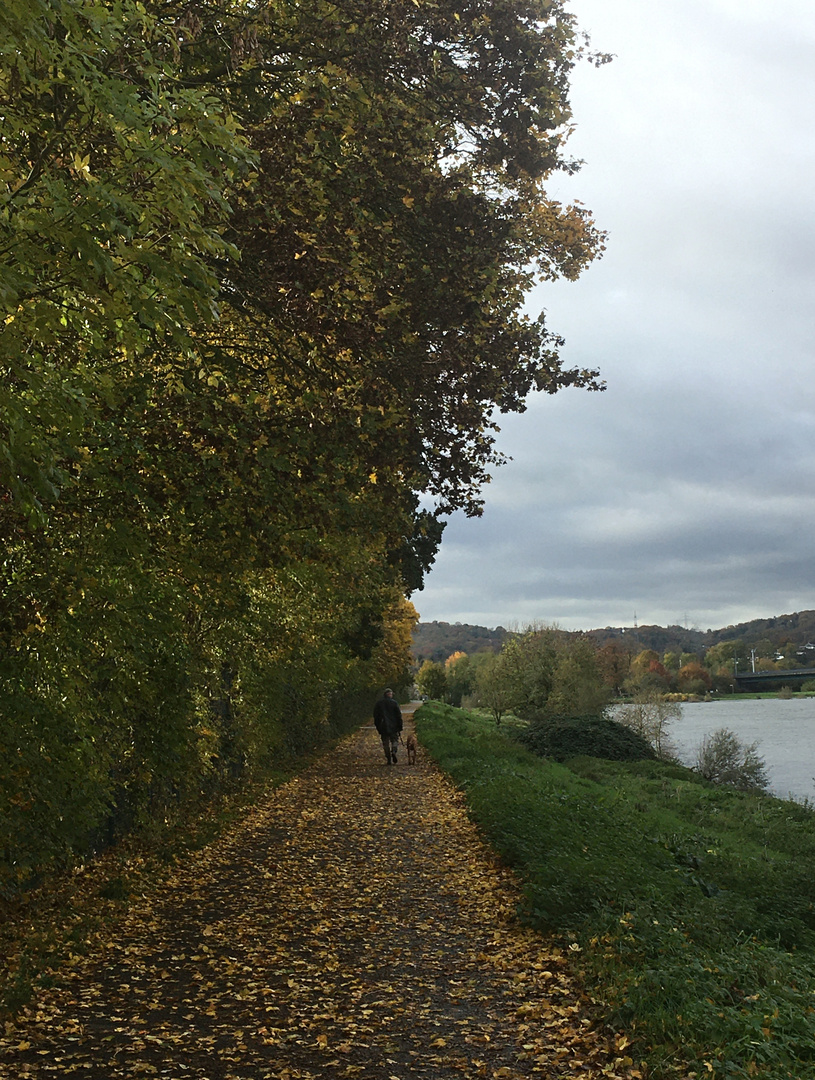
left=668, top=697, right=815, bottom=802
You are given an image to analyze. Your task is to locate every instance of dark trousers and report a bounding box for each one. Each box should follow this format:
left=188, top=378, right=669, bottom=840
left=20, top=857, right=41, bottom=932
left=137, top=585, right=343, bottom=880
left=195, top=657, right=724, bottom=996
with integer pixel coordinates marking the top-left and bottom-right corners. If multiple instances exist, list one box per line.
left=380, top=733, right=399, bottom=763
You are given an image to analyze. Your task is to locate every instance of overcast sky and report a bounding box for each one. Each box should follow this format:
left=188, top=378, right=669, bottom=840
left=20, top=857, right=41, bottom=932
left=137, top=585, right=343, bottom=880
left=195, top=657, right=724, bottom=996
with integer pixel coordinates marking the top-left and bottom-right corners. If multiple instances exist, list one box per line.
left=416, top=0, right=815, bottom=633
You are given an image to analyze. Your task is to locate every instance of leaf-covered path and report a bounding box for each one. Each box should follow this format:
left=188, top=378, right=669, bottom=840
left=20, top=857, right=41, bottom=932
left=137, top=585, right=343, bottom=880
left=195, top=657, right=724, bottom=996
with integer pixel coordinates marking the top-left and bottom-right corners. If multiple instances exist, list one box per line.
left=1, top=715, right=636, bottom=1079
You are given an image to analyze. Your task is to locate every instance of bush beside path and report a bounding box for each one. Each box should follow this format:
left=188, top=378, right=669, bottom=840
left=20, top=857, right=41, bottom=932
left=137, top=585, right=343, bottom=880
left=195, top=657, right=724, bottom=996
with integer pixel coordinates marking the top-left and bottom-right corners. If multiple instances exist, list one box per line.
left=0, top=715, right=636, bottom=1079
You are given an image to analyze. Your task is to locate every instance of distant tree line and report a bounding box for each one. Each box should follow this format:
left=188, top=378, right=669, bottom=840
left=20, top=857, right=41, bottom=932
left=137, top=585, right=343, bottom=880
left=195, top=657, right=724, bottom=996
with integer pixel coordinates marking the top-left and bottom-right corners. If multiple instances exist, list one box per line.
left=416, top=631, right=815, bottom=711
left=414, top=612, right=815, bottom=685
left=416, top=626, right=772, bottom=792
left=416, top=628, right=611, bottom=720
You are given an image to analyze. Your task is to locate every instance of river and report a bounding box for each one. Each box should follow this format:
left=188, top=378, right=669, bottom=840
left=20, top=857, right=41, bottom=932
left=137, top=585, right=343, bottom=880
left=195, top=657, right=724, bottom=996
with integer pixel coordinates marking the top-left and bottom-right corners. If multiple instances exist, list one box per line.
left=667, top=697, right=815, bottom=803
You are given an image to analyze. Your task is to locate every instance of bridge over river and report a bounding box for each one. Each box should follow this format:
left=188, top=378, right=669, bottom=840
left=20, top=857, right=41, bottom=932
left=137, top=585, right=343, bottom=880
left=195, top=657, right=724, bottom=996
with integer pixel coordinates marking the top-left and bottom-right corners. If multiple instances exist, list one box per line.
left=732, top=667, right=815, bottom=691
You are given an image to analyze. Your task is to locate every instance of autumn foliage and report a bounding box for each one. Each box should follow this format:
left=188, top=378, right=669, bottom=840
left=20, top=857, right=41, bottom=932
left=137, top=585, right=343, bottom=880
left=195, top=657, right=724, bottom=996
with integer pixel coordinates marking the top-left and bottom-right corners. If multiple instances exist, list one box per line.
left=0, top=0, right=606, bottom=892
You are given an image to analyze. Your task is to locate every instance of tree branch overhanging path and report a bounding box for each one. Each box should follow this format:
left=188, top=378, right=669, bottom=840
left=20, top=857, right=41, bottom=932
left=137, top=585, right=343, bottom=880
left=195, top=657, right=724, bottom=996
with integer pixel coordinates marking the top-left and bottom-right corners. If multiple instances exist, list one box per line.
left=1, top=715, right=636, bottom=1079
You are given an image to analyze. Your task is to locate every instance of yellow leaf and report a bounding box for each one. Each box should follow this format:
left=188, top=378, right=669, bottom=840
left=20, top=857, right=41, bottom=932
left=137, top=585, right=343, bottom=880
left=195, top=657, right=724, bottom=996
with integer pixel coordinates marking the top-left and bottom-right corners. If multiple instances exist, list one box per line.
left=72, top=153, right=92, bottom=180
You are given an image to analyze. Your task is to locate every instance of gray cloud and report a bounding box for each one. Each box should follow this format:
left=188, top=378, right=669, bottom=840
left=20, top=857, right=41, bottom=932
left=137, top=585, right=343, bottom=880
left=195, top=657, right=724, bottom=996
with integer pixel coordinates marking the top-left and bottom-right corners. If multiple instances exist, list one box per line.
left=417, top=0, right=815, bottom=632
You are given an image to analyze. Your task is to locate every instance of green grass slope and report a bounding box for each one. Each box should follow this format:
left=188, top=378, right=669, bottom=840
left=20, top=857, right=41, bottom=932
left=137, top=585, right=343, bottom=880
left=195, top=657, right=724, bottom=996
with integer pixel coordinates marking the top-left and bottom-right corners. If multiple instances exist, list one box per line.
left=415, top=702, right=815, bottom=1080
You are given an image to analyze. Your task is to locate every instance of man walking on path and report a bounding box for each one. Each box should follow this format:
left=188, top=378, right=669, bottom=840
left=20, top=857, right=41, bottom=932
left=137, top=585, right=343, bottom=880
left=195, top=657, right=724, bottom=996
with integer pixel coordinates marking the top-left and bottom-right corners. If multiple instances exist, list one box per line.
left=373, top=687, right=402, bottom=764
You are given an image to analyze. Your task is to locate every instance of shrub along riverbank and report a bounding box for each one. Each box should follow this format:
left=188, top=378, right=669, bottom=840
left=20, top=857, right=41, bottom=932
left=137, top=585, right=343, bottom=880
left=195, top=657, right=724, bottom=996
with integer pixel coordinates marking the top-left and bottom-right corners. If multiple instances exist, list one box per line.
left=415, top=702, right=815, bottom=1080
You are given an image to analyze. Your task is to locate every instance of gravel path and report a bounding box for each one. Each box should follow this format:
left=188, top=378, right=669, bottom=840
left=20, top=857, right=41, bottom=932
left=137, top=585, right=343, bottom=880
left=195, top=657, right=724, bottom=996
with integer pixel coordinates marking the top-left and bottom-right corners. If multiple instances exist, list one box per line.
left=0, top=713, right=635, bottom=1079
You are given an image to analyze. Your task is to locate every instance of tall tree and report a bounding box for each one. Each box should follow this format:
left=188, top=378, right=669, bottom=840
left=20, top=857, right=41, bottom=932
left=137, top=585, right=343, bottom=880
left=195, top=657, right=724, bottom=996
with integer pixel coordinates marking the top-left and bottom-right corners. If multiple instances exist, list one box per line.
left=1, top=0, right=608, bottom=886
left=474, top=652, right=515, bottom=726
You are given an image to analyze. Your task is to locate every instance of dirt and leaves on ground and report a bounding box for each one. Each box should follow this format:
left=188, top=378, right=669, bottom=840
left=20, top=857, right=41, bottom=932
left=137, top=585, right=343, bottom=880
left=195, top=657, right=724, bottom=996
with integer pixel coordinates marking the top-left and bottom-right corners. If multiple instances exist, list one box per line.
left=0, top=716, right=641, bottom=1079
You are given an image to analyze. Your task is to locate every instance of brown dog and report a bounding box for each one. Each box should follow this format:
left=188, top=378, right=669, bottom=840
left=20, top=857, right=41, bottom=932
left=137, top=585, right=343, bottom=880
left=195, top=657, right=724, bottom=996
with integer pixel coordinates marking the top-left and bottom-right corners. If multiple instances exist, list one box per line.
left=405, top=732, right=418, bottom=765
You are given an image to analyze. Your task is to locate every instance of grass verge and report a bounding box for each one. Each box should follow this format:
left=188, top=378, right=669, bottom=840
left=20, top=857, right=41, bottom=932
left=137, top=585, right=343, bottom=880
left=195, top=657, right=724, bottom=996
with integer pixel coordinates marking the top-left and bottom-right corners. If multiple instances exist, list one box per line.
left=415, top=701, right=815, bottom=1080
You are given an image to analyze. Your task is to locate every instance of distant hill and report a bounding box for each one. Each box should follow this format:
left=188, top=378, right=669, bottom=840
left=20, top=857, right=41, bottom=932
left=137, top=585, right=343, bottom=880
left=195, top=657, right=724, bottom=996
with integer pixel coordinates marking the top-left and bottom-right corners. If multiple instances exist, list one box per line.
left=412, top=621, right=511, bottom=663
left=412, top=610, right=815, bottom=664
left=587, top=610, right=815, bottom=656
left=586, top=624, right=711, bottom=655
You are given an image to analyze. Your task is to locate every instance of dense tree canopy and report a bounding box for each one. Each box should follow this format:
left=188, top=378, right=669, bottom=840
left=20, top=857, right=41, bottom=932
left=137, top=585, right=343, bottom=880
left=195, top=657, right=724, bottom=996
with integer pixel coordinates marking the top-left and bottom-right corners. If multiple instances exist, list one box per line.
left=1, top=0, right=606, bottom=890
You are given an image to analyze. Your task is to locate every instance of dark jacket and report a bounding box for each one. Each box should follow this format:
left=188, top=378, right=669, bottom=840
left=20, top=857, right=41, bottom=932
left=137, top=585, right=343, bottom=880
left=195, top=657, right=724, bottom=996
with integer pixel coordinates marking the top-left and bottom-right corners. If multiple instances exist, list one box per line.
left=373, top=695, right=403, bottom=737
